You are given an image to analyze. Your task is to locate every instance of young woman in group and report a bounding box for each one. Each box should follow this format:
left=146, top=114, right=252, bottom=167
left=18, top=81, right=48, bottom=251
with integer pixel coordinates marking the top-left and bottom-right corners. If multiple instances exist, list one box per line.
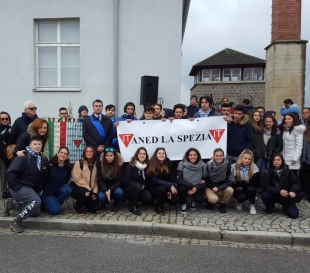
left=279, top=113, right=306, bottom=176
left=41, top=147, right=73, bottom=215
left=0, top=111, right=13, bottom=198
left=205, top=148, right=234, bottom=213
left=176, top=148, right=207, bottom=214
left=249, top=110, right=265, bottom=174
left=124, top=147, right=152, bottom=216
left=261, top=153, right=304, bottom=218
left=97, top=147, right=124, bottom=211
left=231, top=149, right=260, bottom=214
left=147, top=148, right=179, bottom=216
left=261, top=115, right=283, bottom=173
left=14, top=118, right=50, bottom=157
left=70, top=146, right=100, bottom=215
left=300, top=121, right=310, bottom=200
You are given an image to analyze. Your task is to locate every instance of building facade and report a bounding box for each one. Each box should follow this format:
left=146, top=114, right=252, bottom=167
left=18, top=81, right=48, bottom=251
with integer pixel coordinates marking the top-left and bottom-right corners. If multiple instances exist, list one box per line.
left=0, top=0, right=190, bottom=120
left=189, top=48, right=266, bottom=108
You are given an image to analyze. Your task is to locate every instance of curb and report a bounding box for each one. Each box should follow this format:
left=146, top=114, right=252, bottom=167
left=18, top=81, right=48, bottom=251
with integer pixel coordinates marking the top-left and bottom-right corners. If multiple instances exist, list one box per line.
left=0, top=218, right=307, bottom=246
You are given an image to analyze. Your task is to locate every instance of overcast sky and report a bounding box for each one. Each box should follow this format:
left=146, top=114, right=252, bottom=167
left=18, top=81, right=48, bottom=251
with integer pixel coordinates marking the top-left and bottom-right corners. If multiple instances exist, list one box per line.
left=181, top=0, right=310, bottom=105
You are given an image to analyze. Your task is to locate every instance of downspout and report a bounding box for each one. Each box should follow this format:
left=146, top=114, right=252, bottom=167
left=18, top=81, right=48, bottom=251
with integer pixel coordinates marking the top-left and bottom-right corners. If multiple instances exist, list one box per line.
left=114, top=0, right=119, bottom=115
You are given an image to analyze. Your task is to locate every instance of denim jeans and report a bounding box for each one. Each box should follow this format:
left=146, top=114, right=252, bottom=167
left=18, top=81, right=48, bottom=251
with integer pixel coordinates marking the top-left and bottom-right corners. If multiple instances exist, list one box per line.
left=255, top=158, right=269, bottom=176
left=41, top=185, right=72, bottom=215
left=97, top=187, right=124, bottom=205
left=261, top=191, right=299, bottom=219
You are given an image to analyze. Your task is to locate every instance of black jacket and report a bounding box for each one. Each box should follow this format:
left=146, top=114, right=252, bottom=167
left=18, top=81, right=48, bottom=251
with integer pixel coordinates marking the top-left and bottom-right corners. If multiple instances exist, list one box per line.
left=97, top=165, right=124, bottom=192
left=253, top=129, right=265, bottom=159
left=186, top=105, right=199, bottom=118
left=124, top=164, right=148, bottom=187
left=82, top=113, right=113, bottom=150
left=10, top=113, right=38, bottom=144
left=7, top=152, right=49, bottom=192
left=266, top=134, right=283, bottom=158
left=261, top=165, right=304, bottom=203
left=0, top=124, right=13, bottom=164
left=149, top=158, right=175, bottom=190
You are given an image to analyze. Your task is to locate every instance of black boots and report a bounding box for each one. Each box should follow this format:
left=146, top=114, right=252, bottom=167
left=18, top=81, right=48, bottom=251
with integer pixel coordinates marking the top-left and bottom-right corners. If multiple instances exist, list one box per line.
left=220, top=203, right=227, bottom=213
left=130, top=206, right=141, bottom=216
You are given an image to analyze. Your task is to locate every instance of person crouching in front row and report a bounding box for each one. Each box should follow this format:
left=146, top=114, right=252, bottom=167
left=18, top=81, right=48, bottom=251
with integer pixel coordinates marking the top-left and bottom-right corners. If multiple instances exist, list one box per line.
left=261, top=153, right=304, bottom=218
left=205, top=148, right=234, bottom=213
left=5, top=136, right=49, bottom=233
left=70, top=146, right=100, bottom=215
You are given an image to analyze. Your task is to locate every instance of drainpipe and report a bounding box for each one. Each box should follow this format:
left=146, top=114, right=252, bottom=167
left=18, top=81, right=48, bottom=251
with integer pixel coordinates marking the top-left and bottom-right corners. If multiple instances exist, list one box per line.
left=114, top=0, right=119, bottom=115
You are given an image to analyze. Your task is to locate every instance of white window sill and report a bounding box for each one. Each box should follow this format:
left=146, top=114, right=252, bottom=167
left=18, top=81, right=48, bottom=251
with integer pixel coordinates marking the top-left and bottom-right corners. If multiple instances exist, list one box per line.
left=32, top=88, right=82, bottom=92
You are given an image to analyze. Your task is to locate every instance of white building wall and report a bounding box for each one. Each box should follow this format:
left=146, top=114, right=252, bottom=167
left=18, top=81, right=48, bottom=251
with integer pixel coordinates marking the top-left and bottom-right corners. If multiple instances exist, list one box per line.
left=0, top=0, right=183, bottom=121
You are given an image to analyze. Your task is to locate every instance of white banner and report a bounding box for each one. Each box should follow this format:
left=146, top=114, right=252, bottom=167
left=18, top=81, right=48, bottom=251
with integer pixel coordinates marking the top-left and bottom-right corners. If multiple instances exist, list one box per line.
left=117, top=116, right=227, bottom=162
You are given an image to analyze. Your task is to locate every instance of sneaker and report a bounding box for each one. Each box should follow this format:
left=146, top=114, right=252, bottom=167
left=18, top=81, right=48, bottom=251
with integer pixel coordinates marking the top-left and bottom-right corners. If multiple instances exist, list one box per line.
left=220, top=203, right=227, bottom=213
left=10, top=219, right=23, bottom=233
left=130, top=206, right=141, bottom=216
left=73, top=203, right=84, bottom=216
left=250, top=204, right=256, bottom=215
left=190, top=200, right=196, bottom=210
left=180, top=204, right=187, bottom=214
left=154, top=206, right=165, bottom=216
left=236, top=202, right=242, bottom=211
left=100, top=202, right=107, bottom=211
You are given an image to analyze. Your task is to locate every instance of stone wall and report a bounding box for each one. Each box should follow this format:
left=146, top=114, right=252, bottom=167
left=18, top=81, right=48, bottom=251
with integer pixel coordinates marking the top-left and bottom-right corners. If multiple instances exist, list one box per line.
left=190, top=82, right=266, bottom=108
left=265, top=42, right=306, bottom=112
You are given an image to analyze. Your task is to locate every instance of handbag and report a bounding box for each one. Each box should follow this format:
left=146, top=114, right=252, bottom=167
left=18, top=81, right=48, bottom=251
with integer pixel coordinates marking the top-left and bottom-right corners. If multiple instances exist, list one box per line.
left=5, top=144, right=16, bottom=160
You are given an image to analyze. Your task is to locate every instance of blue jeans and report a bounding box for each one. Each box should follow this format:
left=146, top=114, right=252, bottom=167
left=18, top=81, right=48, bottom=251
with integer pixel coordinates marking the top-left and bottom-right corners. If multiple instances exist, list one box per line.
left=97, top=187, right=124, bottom=204
left=41, top=185, right=72, bottom=215
left=261, top=191, right=299, bottom=219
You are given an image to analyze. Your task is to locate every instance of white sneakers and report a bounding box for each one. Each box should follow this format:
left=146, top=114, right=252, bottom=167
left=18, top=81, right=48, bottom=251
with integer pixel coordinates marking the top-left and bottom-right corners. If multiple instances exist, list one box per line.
left=190, top=201, right=196, bottom=210
left=180, top=204, right=187, bottom=214
left=236, top=202, right=256, bottom=215
left=250, top=204, right=257, bottom=215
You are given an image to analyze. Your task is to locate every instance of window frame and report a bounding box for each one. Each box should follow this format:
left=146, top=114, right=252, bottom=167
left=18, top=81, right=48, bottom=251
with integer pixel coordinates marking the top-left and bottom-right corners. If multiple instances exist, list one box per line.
left=243, top=68, right=264, bottom=81
left=34, top=19, right=81, bottom=92
left=222, top=68, right=241, bottom=82
left=202, top=69, right=220, bottom=82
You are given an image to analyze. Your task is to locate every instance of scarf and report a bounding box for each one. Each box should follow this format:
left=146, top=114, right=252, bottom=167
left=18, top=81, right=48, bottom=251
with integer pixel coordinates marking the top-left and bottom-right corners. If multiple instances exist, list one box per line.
left=121, top=113, right=135, bottom=120
left=207, top=160, right=228, bottom=183
left=239, top=165, right=250, bottom=181
left=264, top=128, right=272, bottom=138
left=283, top=123, right=292, bottom=131
left=21, top=112, right=38, bottom=124
left=26, top=146, right=41, bottom=170
left=198, top=108, right=212, bottom=117
left=134, top=160, right=147, bottom=180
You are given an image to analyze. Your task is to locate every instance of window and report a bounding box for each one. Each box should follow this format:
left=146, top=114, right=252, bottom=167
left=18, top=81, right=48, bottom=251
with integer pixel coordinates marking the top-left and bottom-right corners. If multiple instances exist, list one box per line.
left=202, top=69, right=220, bottom=82
left=194, top=72, right=200, bottom=83
left=222, top=68, right=241, bottom=81
left=35, top=20, right=80, bottom=90
left=243, top=68, right=264, bottom=81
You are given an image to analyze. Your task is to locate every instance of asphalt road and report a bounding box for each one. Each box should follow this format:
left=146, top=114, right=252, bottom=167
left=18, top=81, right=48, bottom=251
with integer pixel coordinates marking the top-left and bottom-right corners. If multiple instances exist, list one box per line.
left=0, top=234, right=309, bottom=273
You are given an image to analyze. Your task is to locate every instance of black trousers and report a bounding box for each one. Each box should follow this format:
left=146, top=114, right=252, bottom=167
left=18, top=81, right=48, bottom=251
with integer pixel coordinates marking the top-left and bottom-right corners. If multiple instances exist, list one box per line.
left=124, top=181, right=152, bottom=206
left=233, top=185, right=256, bottom=204
left=153, top=185, right=179, bottom=207
left=178, top=185, right=204, bottom=205
left=300, top=168, right=310, bottom=196
left=71, top=183, right=100, bottom=213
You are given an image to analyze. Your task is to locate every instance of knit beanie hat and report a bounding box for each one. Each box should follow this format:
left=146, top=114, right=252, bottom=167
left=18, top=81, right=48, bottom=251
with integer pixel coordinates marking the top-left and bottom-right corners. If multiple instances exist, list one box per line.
left=78, top=105, right=88, bottom=115
left=190, top=95, right=198, bottom=100
left=123, top=102, right=135, bottom=113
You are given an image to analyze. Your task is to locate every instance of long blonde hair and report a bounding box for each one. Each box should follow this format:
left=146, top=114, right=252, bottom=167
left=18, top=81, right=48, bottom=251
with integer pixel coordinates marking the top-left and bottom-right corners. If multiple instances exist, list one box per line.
left=235, top=149, right=255, bottom=181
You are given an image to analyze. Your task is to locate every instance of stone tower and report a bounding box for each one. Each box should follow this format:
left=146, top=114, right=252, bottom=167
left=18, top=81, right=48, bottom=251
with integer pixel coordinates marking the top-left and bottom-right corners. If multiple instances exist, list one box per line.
left=265, top=0, right=307, bottom=112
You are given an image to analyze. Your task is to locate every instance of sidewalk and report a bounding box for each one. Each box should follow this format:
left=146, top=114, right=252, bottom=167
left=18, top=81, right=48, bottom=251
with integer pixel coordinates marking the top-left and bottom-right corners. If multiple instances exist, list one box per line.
left=1, top=196, right=310, bottom=246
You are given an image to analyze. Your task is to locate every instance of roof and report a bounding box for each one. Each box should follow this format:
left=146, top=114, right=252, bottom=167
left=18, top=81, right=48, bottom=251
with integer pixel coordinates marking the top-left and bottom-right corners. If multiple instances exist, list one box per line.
left=189, top=48, right=265, bottom=76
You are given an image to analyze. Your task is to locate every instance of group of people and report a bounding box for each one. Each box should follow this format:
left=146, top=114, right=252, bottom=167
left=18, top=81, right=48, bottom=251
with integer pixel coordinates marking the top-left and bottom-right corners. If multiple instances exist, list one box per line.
left=1, top=96, right=309, bottom=233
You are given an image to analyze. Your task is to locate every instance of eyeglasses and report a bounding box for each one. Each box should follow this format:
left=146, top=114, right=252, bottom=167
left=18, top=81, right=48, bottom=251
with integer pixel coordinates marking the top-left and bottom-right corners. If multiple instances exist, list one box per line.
left=27, top=107, right=37, bottom=111
left=105, top=147, right=115, bottom=152
left=60, top=112, right=68, bottom=115
left=1, top=118, right=9, bottom=121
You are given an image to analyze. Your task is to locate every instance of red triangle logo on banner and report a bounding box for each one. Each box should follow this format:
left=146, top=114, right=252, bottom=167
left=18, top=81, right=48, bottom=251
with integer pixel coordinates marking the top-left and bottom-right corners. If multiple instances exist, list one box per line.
left=73, top=140, right=83, bottom=148
left=119, top=134, right=134, bottom=148
left=209, top=129, right=225, bottom=143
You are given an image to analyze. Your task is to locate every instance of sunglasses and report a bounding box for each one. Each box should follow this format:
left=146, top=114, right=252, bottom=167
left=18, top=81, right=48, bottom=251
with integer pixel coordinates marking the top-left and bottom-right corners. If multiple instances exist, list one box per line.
left=105, top=147, right=115, bottom=152
left=1, top=118, right=9, bottom=121
left=27, top=107, right=37, bottom=111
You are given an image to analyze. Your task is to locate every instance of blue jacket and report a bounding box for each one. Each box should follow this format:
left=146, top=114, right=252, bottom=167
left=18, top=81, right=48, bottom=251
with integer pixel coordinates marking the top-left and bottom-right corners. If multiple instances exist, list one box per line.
left=227, top=115, right=253, bottom=157
left=280, top=104, right=301, bottom=116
